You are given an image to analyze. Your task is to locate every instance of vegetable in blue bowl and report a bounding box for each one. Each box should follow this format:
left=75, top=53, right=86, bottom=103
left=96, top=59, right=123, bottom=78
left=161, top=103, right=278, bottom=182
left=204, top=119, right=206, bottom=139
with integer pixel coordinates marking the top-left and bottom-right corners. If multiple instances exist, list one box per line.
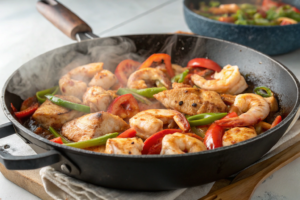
left=183, top=0, right=300, bottom=55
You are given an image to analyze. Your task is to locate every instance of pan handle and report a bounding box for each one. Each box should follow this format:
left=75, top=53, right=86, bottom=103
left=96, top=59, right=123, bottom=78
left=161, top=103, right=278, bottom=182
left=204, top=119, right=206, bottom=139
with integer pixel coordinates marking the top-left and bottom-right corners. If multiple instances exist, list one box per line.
left=36, top=0, right=93, bottom=40
left=0, top=122, right=79, bottom=174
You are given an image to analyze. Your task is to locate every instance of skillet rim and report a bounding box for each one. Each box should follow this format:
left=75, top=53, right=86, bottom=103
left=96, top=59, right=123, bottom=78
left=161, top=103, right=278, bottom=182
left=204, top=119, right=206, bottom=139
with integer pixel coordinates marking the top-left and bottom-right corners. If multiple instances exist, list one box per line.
left=2, top=33, right=300, bottom=159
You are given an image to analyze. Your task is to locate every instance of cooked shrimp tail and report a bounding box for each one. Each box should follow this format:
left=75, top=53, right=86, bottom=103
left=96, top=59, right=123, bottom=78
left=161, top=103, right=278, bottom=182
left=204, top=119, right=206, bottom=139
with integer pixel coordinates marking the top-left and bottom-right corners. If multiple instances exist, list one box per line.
left=216, top=93, right=270, bottom=127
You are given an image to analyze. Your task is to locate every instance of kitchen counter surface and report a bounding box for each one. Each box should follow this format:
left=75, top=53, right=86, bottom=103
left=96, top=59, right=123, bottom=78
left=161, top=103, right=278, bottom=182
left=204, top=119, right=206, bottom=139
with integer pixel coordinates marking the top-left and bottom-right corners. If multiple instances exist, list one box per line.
left=0, top=0, right=299, bottom=199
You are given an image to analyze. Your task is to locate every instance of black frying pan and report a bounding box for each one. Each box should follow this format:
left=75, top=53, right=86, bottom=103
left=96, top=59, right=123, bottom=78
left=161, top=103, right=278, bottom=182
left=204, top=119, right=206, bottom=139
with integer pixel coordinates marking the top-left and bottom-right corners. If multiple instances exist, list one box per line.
left=0, top=0, right=300, bottom=190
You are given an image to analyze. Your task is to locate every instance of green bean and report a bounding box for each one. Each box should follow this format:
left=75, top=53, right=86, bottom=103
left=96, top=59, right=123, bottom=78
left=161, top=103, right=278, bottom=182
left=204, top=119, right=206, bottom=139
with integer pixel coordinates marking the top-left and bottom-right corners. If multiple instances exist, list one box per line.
left=49, top=126, right=70, bottom=144
left=254, top=86, right=272, bottom=97
left=45, top=94, right=90, bottom=113
left=65, top=132, right=118, bottom=149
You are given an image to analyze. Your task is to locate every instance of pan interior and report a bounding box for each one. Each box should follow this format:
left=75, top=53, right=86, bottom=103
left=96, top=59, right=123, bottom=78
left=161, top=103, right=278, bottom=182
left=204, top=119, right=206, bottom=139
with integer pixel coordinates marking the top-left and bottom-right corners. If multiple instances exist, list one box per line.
left=3, top=34, right=298, bottom=137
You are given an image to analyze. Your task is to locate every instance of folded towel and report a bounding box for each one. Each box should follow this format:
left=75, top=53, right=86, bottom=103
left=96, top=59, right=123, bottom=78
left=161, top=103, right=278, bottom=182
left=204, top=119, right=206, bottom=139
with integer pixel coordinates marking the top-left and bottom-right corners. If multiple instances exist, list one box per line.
left=40, top=120, right=300, bottom=200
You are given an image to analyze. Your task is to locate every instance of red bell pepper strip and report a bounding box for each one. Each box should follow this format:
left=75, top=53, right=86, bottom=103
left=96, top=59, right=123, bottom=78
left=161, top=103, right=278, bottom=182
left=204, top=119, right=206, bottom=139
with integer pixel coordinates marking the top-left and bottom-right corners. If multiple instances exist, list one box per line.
left=142, top=129, right=182, bottom=154
left=115, top=59, right=141, bottom=86
left=50, top=137, right=63, bottom=144
left=222, top=112, right=238, bottom=119
left=107, top=94, right=139, bottom=119
left=293, top=7, right=300, bottom=13
left=10, top=103, right=18, bottom=113
left=271, top=115, right=282, bottom=128
left=203, top=112, right=237, bottom=150
left=204, top=124, right=224, bottom=150
left=14, top=103, right=39, bottom=118
left=186, top=58, right=222, bottom=72
left=139, top=53, right=175, bottom=77
left=20, top=96, right=38, bottom=111
left=117, top=128, right=137, bottom=138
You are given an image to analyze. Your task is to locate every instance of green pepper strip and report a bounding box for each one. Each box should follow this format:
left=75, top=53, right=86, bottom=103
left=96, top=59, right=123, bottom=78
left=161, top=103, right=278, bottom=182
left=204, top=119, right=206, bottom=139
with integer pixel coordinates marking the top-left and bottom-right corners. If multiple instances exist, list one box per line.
left=65, top=132, right=118, bottom=149
left=171, top=74, right=180, bottom=83
left=130, top=87, right=167, bottom=98
left=191, top=127, right=205, bottom=138
left=117, top=88, right=153, bottom=105
left=36, top=86, right=59, bottom=104
left=171, top=69, right=189, bottom=83
left=254, top=86, right=272, bottom=97
left=187, top=113, right=227, bottom=126
left=45, top=94, right=90, bottom=113
left=49, top=126, right=70, bottom=144
left=178, top=69, right=189, bottom=83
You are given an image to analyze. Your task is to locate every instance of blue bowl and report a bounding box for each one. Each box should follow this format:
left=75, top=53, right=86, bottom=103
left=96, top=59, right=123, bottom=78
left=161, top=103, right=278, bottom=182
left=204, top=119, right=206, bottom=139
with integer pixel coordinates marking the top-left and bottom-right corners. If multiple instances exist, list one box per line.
left=183, top=0, right=300, bottom=55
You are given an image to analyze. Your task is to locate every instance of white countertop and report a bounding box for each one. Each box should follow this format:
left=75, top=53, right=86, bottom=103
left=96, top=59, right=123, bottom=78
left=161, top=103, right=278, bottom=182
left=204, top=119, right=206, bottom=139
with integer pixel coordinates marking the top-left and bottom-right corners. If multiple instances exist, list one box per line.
left=0, top=0, right=300, bottom=199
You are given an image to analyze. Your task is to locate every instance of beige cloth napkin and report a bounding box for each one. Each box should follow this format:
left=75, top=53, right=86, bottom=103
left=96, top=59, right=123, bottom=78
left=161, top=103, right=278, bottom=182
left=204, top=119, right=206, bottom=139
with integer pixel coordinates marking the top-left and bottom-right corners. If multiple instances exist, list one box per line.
left=40, top=120, right=300, bottom=200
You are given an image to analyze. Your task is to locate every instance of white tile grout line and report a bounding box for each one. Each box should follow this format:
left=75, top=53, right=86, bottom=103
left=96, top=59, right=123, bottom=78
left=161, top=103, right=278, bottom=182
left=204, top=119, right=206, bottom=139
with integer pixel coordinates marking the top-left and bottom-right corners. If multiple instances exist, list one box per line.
left=97, top=0, right=175, bottom=36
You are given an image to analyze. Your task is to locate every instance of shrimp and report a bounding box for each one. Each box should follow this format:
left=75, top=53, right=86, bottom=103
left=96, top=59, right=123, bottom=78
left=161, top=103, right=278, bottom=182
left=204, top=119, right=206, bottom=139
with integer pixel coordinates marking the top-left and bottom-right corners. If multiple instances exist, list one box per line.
left=105, top=138, right=144, bottom=155
left=82, top=86, right=114, bottom=112
left=223, top=127, right=257, bottom=146
left=129, top=109, right=190, bottom=139
left=89, top=70, right=117, bottom=90
left=209, top=4, right=240, bottom=15
left=264, top=94, right=279, bottom=112
left=221, top=93, right=278, bottom=112
left=191, top=65, right=248, bottom=95
left=59, top=63, right=103, bottom=98
left=127, top=68, right=171, bottom=89
left=216, top=93, right=270, bottom=127
left=160, top=133, right=207, bottom=155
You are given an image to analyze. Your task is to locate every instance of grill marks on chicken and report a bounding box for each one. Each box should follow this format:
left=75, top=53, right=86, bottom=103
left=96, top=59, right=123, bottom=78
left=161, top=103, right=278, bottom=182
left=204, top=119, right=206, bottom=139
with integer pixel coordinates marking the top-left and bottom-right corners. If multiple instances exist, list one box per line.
left=153, top=88, right=227, bottom=115
left=61, top=112, right=129, bottom=142
left=32, top=95, right=83, bottom=129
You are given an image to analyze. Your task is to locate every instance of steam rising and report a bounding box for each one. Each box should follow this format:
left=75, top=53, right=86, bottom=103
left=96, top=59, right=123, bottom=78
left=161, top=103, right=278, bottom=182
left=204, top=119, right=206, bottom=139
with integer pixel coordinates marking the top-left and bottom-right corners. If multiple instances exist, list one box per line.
left=7, top=37, right=144, bottom=100
left=7, top=35, right=208, bottom=100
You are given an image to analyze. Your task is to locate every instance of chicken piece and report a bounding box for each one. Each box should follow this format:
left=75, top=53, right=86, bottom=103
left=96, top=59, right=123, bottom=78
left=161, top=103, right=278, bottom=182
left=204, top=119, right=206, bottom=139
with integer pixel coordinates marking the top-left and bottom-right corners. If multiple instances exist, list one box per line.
left=83, top=86, right=114, bottom=112
left=61, top=112, right=129, bottom=142
left=89, top=70, right=117, bottom=90
left=153, top=88, right=227, bottom=115
left=105, top=138, right=144, bottom=155
left=32, top=95, right=83, bottom=129
left=172, top=82, right=193, bottom=89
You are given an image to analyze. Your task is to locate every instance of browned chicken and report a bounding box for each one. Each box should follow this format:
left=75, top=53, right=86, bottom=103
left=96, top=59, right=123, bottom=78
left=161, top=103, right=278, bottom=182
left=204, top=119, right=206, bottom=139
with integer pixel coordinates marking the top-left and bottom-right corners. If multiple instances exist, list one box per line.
left=61, top=112, right=129, bottom=142
left=105, top=138, right=144, bottom=155
left=32, top=95, right=83, bottom=129
left=153, top=88, right=227, bottom=115
left=82, top=86, right=115, bottom=112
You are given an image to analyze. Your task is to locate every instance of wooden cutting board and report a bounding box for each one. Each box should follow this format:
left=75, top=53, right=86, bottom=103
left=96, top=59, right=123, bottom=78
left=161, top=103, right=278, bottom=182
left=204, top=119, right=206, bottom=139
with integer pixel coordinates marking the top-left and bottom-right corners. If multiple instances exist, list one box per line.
left=1, top=129, right=300, bottom=200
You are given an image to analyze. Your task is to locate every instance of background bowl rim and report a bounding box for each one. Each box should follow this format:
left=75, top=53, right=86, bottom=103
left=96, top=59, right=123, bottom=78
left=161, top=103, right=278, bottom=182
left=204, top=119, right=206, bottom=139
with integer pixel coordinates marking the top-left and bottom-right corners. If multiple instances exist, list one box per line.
left=183, top=0, right=300, bottom=28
